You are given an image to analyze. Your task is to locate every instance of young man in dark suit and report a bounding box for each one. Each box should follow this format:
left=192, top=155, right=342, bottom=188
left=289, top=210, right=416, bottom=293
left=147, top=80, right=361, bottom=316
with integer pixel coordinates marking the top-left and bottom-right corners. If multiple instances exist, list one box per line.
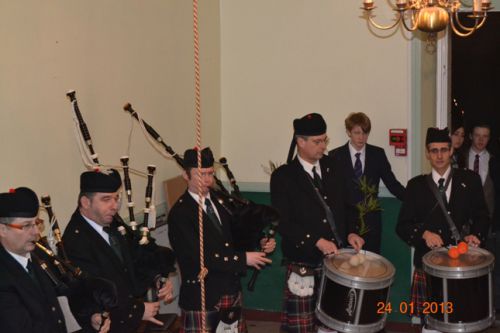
left=63, top=169, right=174, bottom=333
left=329, top=112, right=405, bottom=254
left=271, top=113, right=364, bottom=333
left=168, top=147, right=275, bottom=333
left=0, top=187, right=110, bottom=333
left=396, top=127, right=489, bottom=332
left=465, top=123, right=500, bottom=312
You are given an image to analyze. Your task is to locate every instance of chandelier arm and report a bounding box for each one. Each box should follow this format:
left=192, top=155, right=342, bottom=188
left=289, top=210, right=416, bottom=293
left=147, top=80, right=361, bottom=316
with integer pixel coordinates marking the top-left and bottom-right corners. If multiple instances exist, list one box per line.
left=449, top=15, right=478, bottom=37
left=367, top=14, right=403, bottom=30
left=476, top=16, right=487, bottom=29
left=401, top=12, right=419, bottom=32
left=453, top=11, right=486, bottom=31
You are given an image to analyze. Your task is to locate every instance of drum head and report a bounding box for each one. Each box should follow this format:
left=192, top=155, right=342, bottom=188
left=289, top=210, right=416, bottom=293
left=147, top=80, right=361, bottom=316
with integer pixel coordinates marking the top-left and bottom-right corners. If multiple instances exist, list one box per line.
left=324, top=249, right=395, bottom=285
left=423, top=247, right=494, bottom=279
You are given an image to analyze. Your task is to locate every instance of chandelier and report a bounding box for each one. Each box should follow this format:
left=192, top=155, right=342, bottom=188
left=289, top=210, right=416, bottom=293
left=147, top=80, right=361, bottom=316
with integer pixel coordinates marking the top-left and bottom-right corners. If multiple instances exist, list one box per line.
left=361, top=0, right=492, bottom=38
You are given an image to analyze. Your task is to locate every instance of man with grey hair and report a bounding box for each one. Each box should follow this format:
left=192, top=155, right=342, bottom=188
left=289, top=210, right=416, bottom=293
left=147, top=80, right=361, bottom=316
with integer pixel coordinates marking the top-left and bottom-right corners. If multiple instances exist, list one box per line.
left=0, top=186, right=111, bottom=333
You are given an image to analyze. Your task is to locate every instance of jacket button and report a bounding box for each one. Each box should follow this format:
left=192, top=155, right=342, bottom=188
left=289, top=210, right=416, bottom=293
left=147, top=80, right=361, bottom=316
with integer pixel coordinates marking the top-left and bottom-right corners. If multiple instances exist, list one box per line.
left=225, top=243, right=229, bottom=247
left=233, top=255, right=239, bottom=260
left=129, top=314, right=133, bottom=318
left=323, top=196, right=327, bottom=200
left=58, top=320, right=62, bottom=324
left=306, top=234, right=310, bottom=238
left=52, top=306, right=56, bottom=312
left=323, top=219, right=327, bottom=223
left=224, top=257, right=229, bottom=261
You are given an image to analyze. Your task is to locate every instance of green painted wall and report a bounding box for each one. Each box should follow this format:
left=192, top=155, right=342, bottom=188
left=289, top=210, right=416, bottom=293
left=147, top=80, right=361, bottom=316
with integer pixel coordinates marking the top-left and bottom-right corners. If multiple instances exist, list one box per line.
left=240, top=192, right=411, bottom=323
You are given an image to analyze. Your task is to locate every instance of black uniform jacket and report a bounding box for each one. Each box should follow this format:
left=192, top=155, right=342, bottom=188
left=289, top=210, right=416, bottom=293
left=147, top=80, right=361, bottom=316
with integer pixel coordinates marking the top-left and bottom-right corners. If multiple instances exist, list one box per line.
left=396, top=169, right=490, bottom=268
left=63, top=210, right=146, bottom=333
left=168, top=190, right=246, bottom=311
left=329, top=143, right=405, bottom=252
left=0, top=245, right=67, bottom=333
left=271, top=156, right=354, bottom=265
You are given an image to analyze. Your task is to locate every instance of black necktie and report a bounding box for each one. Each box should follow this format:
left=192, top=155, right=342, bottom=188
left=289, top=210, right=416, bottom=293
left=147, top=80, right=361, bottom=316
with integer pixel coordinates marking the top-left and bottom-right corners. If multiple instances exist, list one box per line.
left=103, top=226, right=123, bottom=262
left=474, top=154, right=480, bottom=174
left=312, top=166, right=324, bottom=192
left=354, top=152, right=363, bottom=179
left=26, top=259, right=41, bottom=288
left=205, top=198, right=223, bottom=234
left=438, top=178, right=447, bottom=204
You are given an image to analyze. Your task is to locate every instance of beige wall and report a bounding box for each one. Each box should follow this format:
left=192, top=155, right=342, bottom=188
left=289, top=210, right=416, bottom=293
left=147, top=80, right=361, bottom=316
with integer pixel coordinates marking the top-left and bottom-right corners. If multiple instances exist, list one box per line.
left=0, top=0, right=221, bottom=227
left=220, top=1, right=412, bottom=191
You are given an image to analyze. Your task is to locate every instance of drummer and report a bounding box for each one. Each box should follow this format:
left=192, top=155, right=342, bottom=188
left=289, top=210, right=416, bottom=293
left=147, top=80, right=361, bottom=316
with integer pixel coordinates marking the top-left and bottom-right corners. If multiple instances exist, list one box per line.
left=271, top=113, right=364, bottom=333
left=396, top=127, right=489, bottom=332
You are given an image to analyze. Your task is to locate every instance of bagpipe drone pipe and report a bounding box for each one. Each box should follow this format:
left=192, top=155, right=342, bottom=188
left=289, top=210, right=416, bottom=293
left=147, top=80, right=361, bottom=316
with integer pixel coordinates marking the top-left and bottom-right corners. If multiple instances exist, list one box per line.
left=66, top=90, right=176, bottom=298
left=123, top=102, right=280, bottom=290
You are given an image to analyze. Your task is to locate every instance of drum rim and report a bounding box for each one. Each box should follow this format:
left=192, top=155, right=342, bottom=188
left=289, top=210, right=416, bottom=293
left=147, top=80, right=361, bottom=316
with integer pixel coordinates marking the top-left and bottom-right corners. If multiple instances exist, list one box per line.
left=426, top=314, right=495, bottom=333
left=323, top=248, right=396, bottom=284
left=315, top=306, right=386, bottom=333
left=422, top=247, right=494, bottom=276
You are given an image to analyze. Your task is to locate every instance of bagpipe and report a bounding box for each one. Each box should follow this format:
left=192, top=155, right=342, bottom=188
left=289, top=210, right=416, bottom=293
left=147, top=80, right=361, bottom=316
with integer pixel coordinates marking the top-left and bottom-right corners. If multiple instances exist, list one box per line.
left=34, top=238, right=117, bottom=327
left=37, top=195, right=117, bottom=326
left=123, top=102, right=279, bottom=290
left=66, top=90, right=176, bottom=299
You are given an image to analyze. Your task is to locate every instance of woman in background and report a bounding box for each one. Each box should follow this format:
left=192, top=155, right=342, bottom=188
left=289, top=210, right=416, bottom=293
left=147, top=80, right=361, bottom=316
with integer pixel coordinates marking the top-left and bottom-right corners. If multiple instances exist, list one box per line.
left=451, top=124, right=466, bottom=169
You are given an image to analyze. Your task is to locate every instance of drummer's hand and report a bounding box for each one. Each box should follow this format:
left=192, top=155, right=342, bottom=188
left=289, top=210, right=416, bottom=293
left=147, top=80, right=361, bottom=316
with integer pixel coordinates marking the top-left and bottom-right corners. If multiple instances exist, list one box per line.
left=464, top=235, right=481, bottom=247
left=316, top=238, right=338, bottom=256
left=246, top=251, right=272, bottom=269
left=422, top=231, right=443, bottom=249
left=348, top=233, right=365, bottom=252
left=260, top=238, right=276, bottom=254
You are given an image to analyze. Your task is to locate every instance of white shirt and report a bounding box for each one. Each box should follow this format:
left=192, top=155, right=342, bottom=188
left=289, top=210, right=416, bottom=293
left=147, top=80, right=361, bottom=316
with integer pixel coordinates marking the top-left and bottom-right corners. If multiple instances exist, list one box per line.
left=432, top=167, right=452, bottom=201
left=6, top=249, right=31, bottom=272
left=468, top=148, right=490, bottom=185
left=188, top=191, right=222, bottom=224
left=82, top=214, right=111, bottom=245
left=297, top=155, right=322, bottom=179
left=348, top=142, right=366, bottom=173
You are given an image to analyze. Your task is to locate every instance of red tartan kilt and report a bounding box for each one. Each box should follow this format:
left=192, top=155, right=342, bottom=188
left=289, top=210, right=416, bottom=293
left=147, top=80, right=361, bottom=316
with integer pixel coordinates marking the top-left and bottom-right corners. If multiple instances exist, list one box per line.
left=281, top=264, right=324, bottom=333
left=179, top=293, right=247, bottom=333
left=410, top=269, right=428, bottom=318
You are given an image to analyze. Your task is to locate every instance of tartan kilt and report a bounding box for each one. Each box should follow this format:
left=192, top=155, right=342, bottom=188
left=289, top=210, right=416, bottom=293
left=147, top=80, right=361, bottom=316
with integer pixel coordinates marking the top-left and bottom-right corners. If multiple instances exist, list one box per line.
left=410, top=268, right=428, bottom=318
left=281, top=263, right=323, bottom=333
left=179, top=293, right=247, bottom=333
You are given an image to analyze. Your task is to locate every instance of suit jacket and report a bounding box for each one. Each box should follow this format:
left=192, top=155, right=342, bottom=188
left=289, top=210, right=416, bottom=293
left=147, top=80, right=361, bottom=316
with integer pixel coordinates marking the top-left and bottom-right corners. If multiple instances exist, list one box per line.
left=167, top=190, right=247, bottom=310
left=271, top=155, right=353, bottom=265
left=464, top=148, right=500, bottom=227
left=329, top=143, right=405, bottom=253
left=63, top=210, right=146, bottom=333
left=0, top=245, right=67, bottom=333
left=396, top=169, right=490, bottom=268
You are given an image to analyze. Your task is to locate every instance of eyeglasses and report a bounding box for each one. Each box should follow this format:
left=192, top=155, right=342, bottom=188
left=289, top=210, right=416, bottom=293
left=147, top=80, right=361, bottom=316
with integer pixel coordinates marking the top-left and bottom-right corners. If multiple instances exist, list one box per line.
left=310, top=137, right=330, bottom=146
left=5, top=222, right=38, bottom=232
left=428, top=147, right=450, bottom=155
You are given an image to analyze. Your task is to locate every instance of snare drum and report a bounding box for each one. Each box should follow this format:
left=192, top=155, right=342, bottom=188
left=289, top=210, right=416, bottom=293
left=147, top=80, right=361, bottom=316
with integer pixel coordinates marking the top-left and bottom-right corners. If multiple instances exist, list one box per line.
left=423, top=247, right=495, bottom=332
left=315, top=249, right=395, bottom=333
